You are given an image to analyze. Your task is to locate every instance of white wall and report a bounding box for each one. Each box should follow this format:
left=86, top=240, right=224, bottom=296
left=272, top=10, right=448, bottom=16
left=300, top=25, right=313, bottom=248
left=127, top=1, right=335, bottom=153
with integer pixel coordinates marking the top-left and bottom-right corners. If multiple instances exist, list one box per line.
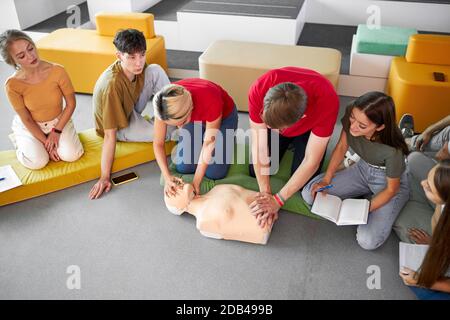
left=14, top=0, right=85, bottom=29
left=177, top=6, right=306, bottom=52
left=87, top=0, right=131, bottom=23
left=154, top=20, right=179, bottom=50
left=87, top=0, right=161, bottom=23
left=305, top=0, right=450, bottom=32
left=0, top=0, right=20, bottom=29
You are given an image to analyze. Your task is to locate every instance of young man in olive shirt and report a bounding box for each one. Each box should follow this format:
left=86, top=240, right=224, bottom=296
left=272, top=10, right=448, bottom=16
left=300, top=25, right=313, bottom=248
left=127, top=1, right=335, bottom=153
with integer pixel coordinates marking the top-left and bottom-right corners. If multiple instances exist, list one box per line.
left=90, top=29, right=171, bottom=199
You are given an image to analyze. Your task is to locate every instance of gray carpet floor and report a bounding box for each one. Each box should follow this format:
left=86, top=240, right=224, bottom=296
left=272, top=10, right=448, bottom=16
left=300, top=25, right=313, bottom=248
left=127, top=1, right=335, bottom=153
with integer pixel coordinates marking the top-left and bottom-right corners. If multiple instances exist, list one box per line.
left=25, top=2, right=90, bottom=33
left=146, top=0, right=193, bottom=21
left=179, top=0, right=304, bottom=19
left=0, top=61, right=415, bottom=299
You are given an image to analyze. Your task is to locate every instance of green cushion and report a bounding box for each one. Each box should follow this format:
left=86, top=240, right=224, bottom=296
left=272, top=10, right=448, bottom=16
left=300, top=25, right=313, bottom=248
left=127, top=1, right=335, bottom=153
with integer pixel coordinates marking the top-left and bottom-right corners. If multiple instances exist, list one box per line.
left=356, top=24, right=417, bottom=56
left=160, top=143, right=321, bottom=219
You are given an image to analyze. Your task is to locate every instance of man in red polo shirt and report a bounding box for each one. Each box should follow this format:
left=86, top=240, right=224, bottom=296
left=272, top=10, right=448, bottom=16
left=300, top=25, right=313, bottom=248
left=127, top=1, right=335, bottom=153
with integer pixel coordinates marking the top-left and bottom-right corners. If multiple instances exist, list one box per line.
left=248, top=67, right=339, bottom=227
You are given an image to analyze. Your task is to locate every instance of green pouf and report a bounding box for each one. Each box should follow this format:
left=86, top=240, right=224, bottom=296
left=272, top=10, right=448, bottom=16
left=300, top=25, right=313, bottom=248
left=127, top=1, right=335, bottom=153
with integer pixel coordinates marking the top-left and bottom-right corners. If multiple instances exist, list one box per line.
left=160, top=143, right=323, bottom=220
left=356, top=24, right=417, bottom=56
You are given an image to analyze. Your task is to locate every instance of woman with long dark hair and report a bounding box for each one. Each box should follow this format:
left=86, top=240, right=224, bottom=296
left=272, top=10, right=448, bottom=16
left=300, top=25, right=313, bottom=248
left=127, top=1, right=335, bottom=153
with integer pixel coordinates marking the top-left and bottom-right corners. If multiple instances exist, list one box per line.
left=302, top=91, right=410, bottom=250
left=400, top=160, right=450, bottom=300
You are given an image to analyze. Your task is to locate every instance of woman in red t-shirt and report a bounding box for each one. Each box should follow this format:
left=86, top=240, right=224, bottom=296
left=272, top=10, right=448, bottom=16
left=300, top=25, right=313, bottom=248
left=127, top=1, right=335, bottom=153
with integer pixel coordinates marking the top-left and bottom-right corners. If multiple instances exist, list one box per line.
left=153, top=78, right=238, bottom=197
left=248, top=67, right=339, bottom=228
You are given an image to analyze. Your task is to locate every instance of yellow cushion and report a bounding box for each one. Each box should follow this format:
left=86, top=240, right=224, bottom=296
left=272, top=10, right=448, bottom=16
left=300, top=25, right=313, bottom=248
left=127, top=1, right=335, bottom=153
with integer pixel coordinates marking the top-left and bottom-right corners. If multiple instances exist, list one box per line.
left=0, top=129, right=175, bottom=206
left=406, top=34, right=450, bottom=66
left=96, top=12, right=155, bottom=39
left=37, top=29, right=167, bottom=94
left=387, top=57, right=450, bottom=132
left=199, top=40, right=341, bottom=112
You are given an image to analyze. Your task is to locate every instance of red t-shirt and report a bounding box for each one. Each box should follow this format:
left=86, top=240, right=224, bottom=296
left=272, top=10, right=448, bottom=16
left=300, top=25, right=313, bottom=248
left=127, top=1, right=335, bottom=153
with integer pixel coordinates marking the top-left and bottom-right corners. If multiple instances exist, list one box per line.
left=175, top=78, right=235, bottom=123
left=248, top=67, right=339, bottom=138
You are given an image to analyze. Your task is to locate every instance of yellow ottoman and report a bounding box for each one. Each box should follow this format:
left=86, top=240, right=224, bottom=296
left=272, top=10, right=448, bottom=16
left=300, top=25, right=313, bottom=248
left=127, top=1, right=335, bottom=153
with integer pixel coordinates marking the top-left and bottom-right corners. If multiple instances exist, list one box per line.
left=37, top=12, right=168, bottom=94
left=406, top=34, right=450, bottom=66
left=387, top=34, right=450, bottom=132
left=199, top=40, right=341, bottom=112
left=0, top=129, right=175, bottom=206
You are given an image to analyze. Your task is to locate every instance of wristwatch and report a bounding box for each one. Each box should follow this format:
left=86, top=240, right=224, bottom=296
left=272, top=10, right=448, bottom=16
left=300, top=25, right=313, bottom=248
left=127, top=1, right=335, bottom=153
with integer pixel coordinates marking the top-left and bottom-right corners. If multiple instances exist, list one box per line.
left=51, top=128, right=62, bottom=134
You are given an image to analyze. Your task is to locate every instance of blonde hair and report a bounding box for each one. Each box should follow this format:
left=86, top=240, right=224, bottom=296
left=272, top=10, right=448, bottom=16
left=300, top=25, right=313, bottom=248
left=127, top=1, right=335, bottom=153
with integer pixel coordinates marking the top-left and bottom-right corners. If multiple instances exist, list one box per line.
left=153, top=84, right=193, bottom=121
left=0, top=29, right=36, bottom=69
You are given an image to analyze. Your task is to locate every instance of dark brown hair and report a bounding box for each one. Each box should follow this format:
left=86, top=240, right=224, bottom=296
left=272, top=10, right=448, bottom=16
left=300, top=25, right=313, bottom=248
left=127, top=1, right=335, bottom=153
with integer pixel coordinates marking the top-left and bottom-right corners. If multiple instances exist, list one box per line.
left=417, top=160, right=450, bottom=288
left=262, top=82, right=307, bottom=129
left=113, top=29, right=146, bottom=54
left=351, top=91, right=409, bottom=155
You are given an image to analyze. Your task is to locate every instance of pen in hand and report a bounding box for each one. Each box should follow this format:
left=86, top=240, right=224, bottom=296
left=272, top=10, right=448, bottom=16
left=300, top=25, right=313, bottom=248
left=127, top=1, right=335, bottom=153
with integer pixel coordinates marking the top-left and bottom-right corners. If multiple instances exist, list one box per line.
left=316, top=184, right=333, bottom=192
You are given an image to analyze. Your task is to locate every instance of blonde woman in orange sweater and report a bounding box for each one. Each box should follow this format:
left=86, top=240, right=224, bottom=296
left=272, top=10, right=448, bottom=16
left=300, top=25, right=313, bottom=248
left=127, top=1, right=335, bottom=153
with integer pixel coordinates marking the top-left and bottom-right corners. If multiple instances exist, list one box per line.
left=1, top=30, right=83, bottom=169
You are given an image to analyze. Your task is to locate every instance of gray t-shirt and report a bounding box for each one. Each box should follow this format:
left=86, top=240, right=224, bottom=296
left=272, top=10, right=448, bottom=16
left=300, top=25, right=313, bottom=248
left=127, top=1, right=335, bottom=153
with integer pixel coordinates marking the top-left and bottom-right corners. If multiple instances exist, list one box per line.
left=341, top=106, right=406, bottom=178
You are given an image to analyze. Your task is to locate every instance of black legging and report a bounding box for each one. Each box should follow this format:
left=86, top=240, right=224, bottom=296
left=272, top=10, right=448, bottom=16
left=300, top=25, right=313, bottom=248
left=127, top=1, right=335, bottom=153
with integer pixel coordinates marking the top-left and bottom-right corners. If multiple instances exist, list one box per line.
left=249, top=129, right=325, bottom=188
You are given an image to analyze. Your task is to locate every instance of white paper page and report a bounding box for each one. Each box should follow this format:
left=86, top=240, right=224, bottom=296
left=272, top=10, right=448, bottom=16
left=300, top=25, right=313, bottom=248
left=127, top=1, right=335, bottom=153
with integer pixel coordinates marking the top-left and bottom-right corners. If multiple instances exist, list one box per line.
left=0, top=165, right=22, bottom=192
left=337, top=199, right=369, bottom=226
left=399, top=242, right=429, bottom=272
left=311, top=192, right=341, bottom=223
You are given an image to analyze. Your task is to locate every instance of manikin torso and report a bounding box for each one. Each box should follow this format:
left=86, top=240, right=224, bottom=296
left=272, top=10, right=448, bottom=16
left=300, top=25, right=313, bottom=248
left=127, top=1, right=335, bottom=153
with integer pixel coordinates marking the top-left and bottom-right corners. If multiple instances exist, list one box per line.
left=164, top=183, right=272, bottom=245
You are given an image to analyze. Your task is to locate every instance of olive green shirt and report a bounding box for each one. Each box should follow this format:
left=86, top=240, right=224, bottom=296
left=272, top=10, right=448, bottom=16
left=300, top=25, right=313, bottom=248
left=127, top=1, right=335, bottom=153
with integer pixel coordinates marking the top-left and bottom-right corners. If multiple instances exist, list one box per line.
left=93, top=60, right=144, bottom=137
left=341, top=106, right=406, bottom=178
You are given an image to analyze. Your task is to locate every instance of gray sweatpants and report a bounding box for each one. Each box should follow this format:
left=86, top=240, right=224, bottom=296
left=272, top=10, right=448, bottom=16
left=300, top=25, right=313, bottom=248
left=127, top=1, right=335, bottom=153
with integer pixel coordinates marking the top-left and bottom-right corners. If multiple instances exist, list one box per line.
left=116, top=64, right=174, bottom=142
left=302, top=159, right=410, bottom=250
left=393, top=152, right=437, bottom=243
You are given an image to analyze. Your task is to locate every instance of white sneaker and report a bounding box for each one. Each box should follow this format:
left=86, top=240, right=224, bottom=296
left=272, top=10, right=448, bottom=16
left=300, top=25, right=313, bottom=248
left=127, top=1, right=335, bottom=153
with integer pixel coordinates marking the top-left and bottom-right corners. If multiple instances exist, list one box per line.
left=344, top=150, right=360, bottom=168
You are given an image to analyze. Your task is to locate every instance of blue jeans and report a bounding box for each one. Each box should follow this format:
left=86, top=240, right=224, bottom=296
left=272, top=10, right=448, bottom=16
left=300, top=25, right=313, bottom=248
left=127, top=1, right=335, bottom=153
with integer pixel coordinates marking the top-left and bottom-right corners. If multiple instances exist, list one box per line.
left=302, top=159, right=410, bottom=250
left=249, top=129, right=325, bottom=178
left=410, top=286, right=450, bottom=300
left=410, top=125, right=449, bottom=157
left=175, top=106, right=238, bottom=180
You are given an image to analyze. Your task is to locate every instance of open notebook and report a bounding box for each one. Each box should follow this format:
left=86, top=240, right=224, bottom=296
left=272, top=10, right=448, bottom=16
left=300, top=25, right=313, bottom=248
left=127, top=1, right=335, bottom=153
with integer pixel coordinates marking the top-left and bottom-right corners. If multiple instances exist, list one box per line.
left=399, top=242, right=429, bottom=272
left=311, top=192, right=369, bottom=226
left=399, top=242, right=450, bottom=277
left=0, top=165, right=22, bottom=193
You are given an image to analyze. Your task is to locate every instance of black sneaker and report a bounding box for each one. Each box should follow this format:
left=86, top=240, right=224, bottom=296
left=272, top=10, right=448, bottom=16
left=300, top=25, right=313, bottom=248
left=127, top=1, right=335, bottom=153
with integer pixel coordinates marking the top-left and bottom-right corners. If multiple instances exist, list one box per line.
left=399, top=114, right=415, bottom=138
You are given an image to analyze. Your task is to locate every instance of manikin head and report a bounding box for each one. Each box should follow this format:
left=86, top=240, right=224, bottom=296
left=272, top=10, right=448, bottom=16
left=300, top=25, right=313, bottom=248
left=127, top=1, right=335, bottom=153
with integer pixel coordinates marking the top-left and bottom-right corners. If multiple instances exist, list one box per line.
left=164, top=180, right=195, bottom=215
